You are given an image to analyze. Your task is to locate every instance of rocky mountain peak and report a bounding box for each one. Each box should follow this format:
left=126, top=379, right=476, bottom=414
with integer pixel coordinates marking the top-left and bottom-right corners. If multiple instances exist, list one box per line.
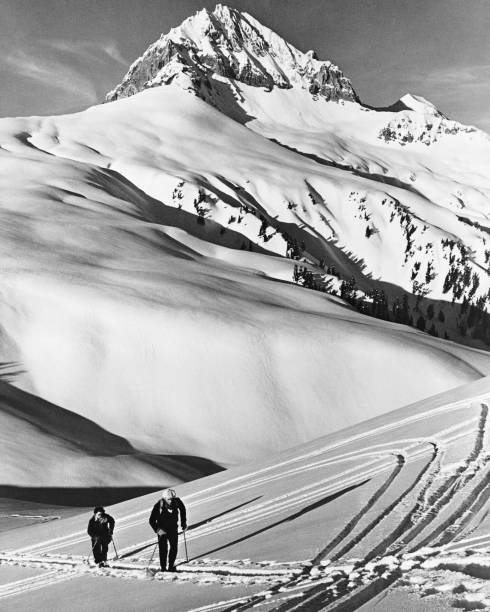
left=106, top=4, right=358, bottom=105
left=398, top=93, right=446, bottom=118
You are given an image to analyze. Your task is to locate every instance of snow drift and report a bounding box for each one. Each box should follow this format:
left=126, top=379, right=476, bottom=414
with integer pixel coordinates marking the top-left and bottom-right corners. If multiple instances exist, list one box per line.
left=0, top=4, right=489, bottom=485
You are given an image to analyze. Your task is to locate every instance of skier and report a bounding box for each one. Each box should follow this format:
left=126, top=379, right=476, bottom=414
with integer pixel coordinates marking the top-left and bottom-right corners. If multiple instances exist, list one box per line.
left=149, top=489, right=187, bottom=572
left=87, top=506, right=115, bottom=567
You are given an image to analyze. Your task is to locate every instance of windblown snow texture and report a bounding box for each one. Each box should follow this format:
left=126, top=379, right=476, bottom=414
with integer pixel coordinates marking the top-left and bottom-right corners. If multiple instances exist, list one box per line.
left=0, top=4, right=489, bottom=487
left=2, top=377, right=490, bottom=610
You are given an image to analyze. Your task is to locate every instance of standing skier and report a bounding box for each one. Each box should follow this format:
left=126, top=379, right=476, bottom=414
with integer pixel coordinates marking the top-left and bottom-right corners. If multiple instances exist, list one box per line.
left=87, top=506, right=115, bottom=567
left=149, top=489, right=187, bottom=572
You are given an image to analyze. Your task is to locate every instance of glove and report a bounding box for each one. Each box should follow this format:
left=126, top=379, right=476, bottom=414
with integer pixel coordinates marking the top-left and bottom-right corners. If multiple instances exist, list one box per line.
left=182, top=525, right=187, bottom=531
left=157, top=528, right=166, bottom=537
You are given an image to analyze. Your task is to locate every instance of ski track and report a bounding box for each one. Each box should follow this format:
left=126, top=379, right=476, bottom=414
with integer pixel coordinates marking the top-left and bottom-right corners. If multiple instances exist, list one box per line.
left=0, top=569, right=77, bottom=601
left=382, top=404, right=488, bottom=554
left=209, top=405, right=490, bottom=611
left=10, top=451, right=395, bottom=557
left=331, top=442, right=438, bottom=562
left=9, top=397, right=483, bottom=558
left=120, top=457, right=387, bottom=561
left=4, top=400, right=490, bottom=609
left=311, top=453, right=405, bottom=564
left=362, top=443, right=441, bottom=562
left=408, top=404, right=490, bottom=550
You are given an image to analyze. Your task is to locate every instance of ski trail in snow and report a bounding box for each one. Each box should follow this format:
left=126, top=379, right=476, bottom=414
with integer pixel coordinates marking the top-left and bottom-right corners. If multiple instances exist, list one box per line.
left=183, top=404, right=490, bottom=611
left=117, top=454, right=395, bottom=559
left=0, top=569, right=77, bottom=601
left=409, top=404, right=490, bottom=549
left=185, top=394, right=487, bottom=505
left=362, top=445, right=440, bottom=562
left=311, top=453, right=405, bottom=564
left=433, top=462, right=490, bottom=547
left=9, top=449, right=391, bottom=556
left=10, top=396, right=482, bottom=557
left=383, top=405, right=488, bottom=554
left=184, top=596, right=255, bottom=612
left=332, top=442, right=438, bottom=561
left=5, top=401, right=490, bottom=610
left=444, top=532, right=490, bottom=552
left=199, top=443, right=430, bottom=612
left=234, top=441, right=437, bottom=612
left=0, top=452, right=399, bottom=605
left=0, top=554, right=302, bottom=604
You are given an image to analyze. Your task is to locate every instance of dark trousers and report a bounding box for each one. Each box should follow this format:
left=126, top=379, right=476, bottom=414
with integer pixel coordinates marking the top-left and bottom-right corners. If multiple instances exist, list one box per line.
left=92, top=538, right=109, bottom=564
left=158, top=531, right=178, bottom=570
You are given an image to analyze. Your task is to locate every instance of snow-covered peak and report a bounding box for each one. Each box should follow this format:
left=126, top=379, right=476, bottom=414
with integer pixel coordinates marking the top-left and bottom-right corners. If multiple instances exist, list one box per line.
left=377, top=91, right=484, bottom=146
left=399, top=93, right=446, bottom=118
left=106, top=4, right=358, bottom=104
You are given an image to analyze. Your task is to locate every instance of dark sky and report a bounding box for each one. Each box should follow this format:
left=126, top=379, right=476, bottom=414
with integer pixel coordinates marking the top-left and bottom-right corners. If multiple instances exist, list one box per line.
left=1, top=0, right=489, bottom=130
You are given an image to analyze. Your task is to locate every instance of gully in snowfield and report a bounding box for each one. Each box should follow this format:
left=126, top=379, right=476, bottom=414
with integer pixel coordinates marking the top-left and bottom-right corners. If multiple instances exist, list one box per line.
left=87, top=506, right=115, bottom=567
left=149, top=489, right=187, bottom=572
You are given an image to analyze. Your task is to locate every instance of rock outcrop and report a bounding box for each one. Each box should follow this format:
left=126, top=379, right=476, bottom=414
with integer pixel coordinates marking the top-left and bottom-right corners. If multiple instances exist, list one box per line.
left=106, top=4, right=358, bottom=105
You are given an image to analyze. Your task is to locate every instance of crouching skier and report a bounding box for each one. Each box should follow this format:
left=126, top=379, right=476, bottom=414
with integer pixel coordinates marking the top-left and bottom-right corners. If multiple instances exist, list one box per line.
left=149, top=489, right=187, bottom=572
left=87, top=506, right=115, bottom=567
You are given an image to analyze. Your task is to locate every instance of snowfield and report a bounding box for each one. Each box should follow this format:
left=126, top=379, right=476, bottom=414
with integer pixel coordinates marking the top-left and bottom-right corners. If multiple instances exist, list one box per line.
left=1, top=84, right=490, bottom=485
left=2, top=3, right=490, bottom=610
left=2, top=376, right=490, bottom=611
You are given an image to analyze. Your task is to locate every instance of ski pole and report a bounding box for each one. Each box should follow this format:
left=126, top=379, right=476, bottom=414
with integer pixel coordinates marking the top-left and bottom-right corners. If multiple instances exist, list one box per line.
left=112, top=539, right=119, bottom=559
left=85, top=539, right=97, bottom=565
left=145, top=541, right=158, bottom=576
left=182, top=529, right=189, bottom=563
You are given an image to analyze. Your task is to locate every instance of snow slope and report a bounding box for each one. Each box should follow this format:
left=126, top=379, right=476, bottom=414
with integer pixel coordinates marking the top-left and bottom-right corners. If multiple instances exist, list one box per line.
left=1, top=85, right=490, bottom=482
left=2, top=375, right=490, bottom=611
left=0, top=380, right=220, bottom=490
left=1, top=4, right=490, bottom=488
left=107, top=4, right=490, bottom=343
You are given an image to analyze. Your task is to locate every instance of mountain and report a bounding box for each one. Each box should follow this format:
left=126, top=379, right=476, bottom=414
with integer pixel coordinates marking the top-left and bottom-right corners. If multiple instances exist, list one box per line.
left=106, top=4, right=358, bottom=106
left=1, top=84, right=490, bottom=482
left=0, top=4, right=489, bottom=491
left=106, top=4, right=490, bottom=346
left=2, top=375, right=490, bottom=611
left=2, top=5, right=490, bottom=611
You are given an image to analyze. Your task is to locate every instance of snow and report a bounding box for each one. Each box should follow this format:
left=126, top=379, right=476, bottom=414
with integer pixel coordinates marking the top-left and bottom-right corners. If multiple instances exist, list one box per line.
left=2, top=4, right=490, bottom=610
left=2, top=376, right=490, bottom=610
left=399, top=94, right=445, bottom=117
left=1, top=82, right=489, bottom=483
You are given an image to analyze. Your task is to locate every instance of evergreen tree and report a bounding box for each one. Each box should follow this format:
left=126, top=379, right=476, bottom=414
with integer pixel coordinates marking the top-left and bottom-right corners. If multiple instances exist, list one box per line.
left=340, top=277, right=358, bottom=305
left=467, top=304, right=480, bottom=328
left=469, top=273, right=480, bottom=298
left=293, top=264, right=300, bottom=283
left=401, top=294, right=410, bottom=324
left=392, top=298, right=402, bottom=323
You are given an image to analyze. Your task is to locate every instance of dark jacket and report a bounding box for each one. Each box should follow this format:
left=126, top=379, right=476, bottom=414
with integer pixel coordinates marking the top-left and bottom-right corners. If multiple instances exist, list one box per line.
left=149, top=498, right=187, bottom=534
left=87, top=513, right=115, bottom=544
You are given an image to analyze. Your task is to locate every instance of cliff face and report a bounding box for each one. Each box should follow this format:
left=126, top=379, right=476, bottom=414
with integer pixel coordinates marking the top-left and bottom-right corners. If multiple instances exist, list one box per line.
left=106, top=4, right=358, bottom=104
